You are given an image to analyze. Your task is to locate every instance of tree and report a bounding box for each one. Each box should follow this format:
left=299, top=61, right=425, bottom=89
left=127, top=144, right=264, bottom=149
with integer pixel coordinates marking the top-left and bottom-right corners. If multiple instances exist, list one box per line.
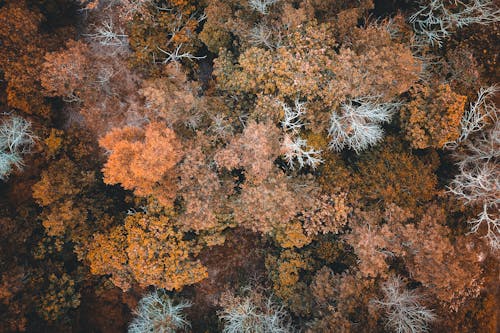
left=446, top=85, right=498, bottom=148
left=265, top=249, right=313, bottom=316
left=409, top=0, right=500, bottom=47
left=214, top=20, right=419, bottom=135
left=279, top=99, right=323, bottom=169
left=35, top=273, right=81, bottom=322
left=0, top=1, right=49, bottom=117
left=345, top=204, right=484, bottom=309
left=308, top=267, right=380, bottom=332
left=0, top=116, right=36, bottom=180
left=320, top=137, right=438, bottom=211
left=139, top=64, right=202, bottom=130
left=214, top=121, right=280, bottom=185
left=248, top=0, right=279, bottom=15
left=328, top=97, right=400, bottom=153
left=231, top=172, right=308, bottom=234
left=374, top=276, right=436, bottom=333
left=128, top=0, right=204, bottom=69
left=87, top=210, right=208, bottom=291
left=218, top=287, right=295, bottom=333
left=177, top=144, right=229, bottom=232
left=41, top=40, right=91, bottom=102
left=129, top=290, right=191, bottom=333
left=400, top=84, right=467, bottom=149
left=100, top=122, right=183, bottom=207
left=448, top=119, right=499, bottom=250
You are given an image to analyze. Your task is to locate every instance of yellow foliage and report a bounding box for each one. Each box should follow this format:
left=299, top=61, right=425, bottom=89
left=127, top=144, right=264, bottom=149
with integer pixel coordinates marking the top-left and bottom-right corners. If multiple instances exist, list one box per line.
left=44, top=129, right=63, bottom=156
left=87, top=212, right=208, bottom=291
left=401, top=84, right=467, bottom=149
left=275, top=220, right=312, bottom=249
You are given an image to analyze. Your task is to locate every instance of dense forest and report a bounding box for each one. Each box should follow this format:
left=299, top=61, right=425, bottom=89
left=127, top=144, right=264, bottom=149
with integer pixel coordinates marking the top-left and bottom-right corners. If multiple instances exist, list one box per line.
left=0, top=0, right=498, bottom=332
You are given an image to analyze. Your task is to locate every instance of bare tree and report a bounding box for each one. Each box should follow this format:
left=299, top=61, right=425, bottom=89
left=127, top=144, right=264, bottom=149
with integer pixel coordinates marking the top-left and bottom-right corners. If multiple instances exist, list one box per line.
left=157, top=44, right=206, bottom=64
left=445, top=85, right=498, bottom=149
left=410, top=0, right=500, bottom=47
left=328, top=97, right=400, bottom=154
left=282, top=134, right=323, bottom=170
left=279, top=99, right=323, bottom=169
left=374, top=276, right=436, bottom=333
left=448, top=119, right=499, bottom=250
left=0, top=116, right=37, bottom=180
left=84, top=18, right=128, bottom=49
left=129, top=290, right=191, bottom=333
left=248, top=0, right=279, bottom=15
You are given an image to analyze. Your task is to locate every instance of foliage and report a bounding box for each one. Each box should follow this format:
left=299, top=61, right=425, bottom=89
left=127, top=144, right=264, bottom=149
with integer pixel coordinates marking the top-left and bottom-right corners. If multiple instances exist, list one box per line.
left=35, top=273, right=81, bottom=322
left=308, top=267, right=379, bottom=332
left=0, top=0, right=498, bottom=331
left=214, top=22, right=419, bottom=137
left=128, top=0, right=203, bottom=70
left=215, top=120, right=280, bottom=185
left=100, top=122, right=183, bottom=207
left=87, top=210, right=208, bottom=291
left=265, top=249, right=313, bottom=315
left=41, top=40, right=91, bottom=102
left=320, top=137, right=438, bottom=211
left=401, top=84, right=467, bottom=149
left=345, top=204, right=484, bottom=310
left=0, top=1, right=51, bottom=117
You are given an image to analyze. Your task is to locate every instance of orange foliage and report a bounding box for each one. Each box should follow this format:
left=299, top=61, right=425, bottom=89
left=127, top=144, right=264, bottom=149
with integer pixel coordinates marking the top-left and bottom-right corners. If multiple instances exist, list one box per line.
left=128, top=0, right=201, bottom=70
left=346, top=208, right=403, bottom=278
left=308, top=267, right=379, bottom=333
left=398, top=206, right=483, bottom=310
left=232, top=172, right=303, bottom=234
left=302, top=193, right=350, bottom=236
left=87, top=225, right=132, bottom=291
left=401, top=84, right=467, bottom=149
left=266, top=249, right=313, bottom=315
left=41, top=40, right=91, bottom=101
left=320, top=137, right=439, bottom=211
left=139, top=64, right=200, bottom=128
left=214, top=20, right=419, bottom=132
left=32, top=158, right=86, bottom=206
left=100, top=122, right=183, bottom=207
left=345, top=204, right=484, bottom=310
left=44, top=129, right=64, bottom=156
left=177, top=144, right=230, bottom=232
left=87, top=211, right=208, bottom=291
left=41, top=201, right=85, bottom=237
left=0, top=1, right=50, bottom=117
left=215, top=120, right=280, bottom=185
left=198, top=0, right=233, bottom=53
left=35, top=273, right=81, bottom=322
left=275, top=220, right=312, bottom=249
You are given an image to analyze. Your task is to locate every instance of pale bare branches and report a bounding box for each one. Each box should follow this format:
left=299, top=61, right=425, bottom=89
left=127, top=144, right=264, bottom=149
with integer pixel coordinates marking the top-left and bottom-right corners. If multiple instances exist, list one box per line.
left=374, top=276, right=436, bottom=333
left=157, top=44, right=206, bottom=64
left=328, top=97, right=401, bottom=154
left=448, top=115, right=499, bottom=250
left=248, top=0, right=279, bottom=15
left=409, top=0, right=500, bottom=47
left=445, top=85, right=498, bottom=149
left=0, top=116, right=37, bottom=180
left=279, top=99, right=323, bottom=169
left=282, top=134, right=323, bottom=170
left=84, top=18, right=128, bottom=49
